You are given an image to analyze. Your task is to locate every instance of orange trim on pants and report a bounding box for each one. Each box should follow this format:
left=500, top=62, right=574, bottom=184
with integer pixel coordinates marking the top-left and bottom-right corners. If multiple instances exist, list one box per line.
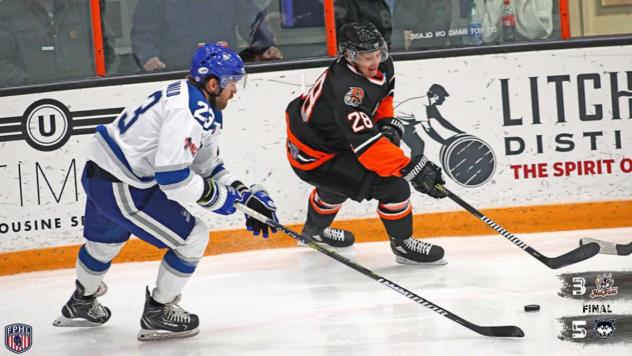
left=286, top=113, right=335, bottom=171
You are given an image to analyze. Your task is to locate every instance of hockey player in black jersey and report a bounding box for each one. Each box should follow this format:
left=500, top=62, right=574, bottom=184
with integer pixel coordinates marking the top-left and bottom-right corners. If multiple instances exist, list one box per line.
left=285, top=22, right=447, bottom=264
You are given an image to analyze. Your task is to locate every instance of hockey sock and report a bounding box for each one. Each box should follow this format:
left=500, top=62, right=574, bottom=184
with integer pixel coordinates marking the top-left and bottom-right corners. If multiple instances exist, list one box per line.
left=153, top=220, right=207, bottom=304
left=377, top=198, right=413, bottom=239
left=304, top=188, right=345, bottom=231
left=75, top=241, right=124, bottom=295
left=153, top=249, right=199, bottom=304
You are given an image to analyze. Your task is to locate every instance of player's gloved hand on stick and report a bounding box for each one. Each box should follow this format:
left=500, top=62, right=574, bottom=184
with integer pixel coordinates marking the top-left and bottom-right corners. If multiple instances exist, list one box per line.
left=237, top=183, right=279, bottom=238
left=197, top=179, right=241, bottom=215
left=401, top=155, right=447, bottom=199
left=378, top=118, right=404, bottom=146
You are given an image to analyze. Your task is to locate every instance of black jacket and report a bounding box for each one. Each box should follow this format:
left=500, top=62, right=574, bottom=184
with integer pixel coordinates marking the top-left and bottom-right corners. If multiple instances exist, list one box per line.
left=131, top=0, right=260, bottom=70
left=0, top=0, right=113, bottom=87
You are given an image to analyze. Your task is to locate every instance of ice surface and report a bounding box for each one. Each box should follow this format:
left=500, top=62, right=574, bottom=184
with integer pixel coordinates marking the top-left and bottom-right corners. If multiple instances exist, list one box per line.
left=1, top=228, right=631, bottom=356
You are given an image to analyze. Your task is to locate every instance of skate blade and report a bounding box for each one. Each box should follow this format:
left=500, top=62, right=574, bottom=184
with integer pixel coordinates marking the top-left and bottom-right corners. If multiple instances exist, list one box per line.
left=52, top=315, right=103, bottom=327
left=395, top=256, right=448, bottom=265
left=137, top=327, right=200, bottom=342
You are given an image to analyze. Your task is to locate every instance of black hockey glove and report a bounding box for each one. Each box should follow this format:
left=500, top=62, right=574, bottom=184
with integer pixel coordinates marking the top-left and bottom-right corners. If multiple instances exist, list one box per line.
left=401, top=156, right=447, bottom=199
left=377, top=118, right=404, bottom=146
left=237, top=183, right=279, bottom=238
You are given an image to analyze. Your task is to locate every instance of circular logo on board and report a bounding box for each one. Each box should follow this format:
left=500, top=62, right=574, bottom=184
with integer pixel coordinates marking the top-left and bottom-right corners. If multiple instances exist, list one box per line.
left=439, top=133, right=496, bottom=187
left=21, top=99, right=73, bottom=151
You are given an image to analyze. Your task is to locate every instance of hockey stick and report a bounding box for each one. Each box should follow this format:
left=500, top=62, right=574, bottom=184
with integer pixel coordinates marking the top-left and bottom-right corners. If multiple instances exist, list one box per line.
left=444, top=188, right=600, bottom=269
left=235, top=203, right=524, bottom=338
left=580, top=237, right=632, bottom=256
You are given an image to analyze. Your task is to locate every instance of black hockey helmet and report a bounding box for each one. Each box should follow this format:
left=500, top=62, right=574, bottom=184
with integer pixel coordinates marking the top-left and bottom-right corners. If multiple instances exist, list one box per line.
left=338, top=22, right=388, bottom=63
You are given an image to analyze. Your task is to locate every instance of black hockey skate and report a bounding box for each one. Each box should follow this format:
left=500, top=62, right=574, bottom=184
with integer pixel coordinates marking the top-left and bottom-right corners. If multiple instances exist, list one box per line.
left=300, top=226, right=355, bottom=248
left=53, top=280, right=111, bottom=327
left=390, top=237, right=447, bottom=265
left=137, top=287, right=200, bottom=341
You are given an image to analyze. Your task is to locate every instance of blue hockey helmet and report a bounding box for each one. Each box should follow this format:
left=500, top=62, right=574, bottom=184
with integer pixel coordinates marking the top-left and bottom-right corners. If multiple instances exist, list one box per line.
left=190, top=43, right=246, bottom=88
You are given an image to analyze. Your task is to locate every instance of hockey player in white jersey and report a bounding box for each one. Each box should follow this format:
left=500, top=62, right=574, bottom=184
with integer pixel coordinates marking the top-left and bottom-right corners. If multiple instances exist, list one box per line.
left=53, top=43, right=279, bottom=341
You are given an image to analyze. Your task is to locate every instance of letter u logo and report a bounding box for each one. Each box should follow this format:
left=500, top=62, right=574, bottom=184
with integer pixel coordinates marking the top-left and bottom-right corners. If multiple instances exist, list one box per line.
left=38, top=114, right=57, bottom=137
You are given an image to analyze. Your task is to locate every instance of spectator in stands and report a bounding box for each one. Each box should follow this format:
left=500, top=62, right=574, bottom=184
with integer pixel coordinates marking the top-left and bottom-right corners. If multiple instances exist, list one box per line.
left=0, top=0, right=114, bottom=88
left=239, top=7, right=284, bottom=62
left=391, top=0, right=453, bottom=50
left=131, top=0, right=282, bottom=71
left=239, top=46, right=284, bottom=62
left=474, top=0, right=554, bottom=43
left=334, top=0, right=393, bottom=46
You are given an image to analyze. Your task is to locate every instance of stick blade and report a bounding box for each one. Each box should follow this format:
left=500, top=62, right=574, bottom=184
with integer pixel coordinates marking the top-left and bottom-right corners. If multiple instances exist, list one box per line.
left=473, top=325, right=525, bottom=337
left=619, top=243, right=632, bottom=256
left=546, top=242, right=600, bottom=269
left=581, top=237, right=632, bottom=256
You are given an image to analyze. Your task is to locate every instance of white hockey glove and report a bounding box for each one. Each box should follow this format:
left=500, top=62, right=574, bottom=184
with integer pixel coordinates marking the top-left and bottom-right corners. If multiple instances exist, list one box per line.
left=197, top=179, right=241, bottom=215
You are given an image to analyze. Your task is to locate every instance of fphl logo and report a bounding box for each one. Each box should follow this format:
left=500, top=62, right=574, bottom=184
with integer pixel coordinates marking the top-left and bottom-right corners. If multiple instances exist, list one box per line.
left=590, top=273, right=618, bottom=298
left=4, top=323, right=32, bottom=354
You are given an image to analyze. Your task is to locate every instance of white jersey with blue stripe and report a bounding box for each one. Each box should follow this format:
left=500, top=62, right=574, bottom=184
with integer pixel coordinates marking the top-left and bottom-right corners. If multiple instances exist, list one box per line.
left=88, top=79, right=235, bottom=206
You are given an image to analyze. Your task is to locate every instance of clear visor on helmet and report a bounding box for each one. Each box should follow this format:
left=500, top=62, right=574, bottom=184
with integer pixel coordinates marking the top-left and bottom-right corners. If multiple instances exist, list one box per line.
left=344, top=43, right=389, bottom=65
left=219, top=73, right=247, bottom=90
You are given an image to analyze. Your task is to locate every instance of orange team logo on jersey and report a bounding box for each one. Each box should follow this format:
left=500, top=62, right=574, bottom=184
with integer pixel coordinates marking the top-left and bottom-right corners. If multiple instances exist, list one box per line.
left=344, top=87, right=365, bottom=107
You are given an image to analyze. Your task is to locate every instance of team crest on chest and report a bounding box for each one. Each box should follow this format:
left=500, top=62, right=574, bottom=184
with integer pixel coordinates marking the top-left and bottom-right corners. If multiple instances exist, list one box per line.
left=344, top=87, right=364, bottom=107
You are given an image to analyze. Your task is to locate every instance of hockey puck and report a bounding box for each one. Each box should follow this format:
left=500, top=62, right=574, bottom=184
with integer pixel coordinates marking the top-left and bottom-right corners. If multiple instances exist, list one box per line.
left=524, top=304, right=540, bottom=312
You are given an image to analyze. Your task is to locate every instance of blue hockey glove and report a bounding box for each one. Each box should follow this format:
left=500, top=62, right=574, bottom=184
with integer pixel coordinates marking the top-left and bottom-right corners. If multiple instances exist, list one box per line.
left=197, top=179, right=241, bottom=215
left=240, top=184, right=279, bottom=238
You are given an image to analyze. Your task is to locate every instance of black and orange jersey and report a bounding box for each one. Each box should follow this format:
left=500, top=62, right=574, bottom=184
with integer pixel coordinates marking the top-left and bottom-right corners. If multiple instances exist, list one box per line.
left=286, top=56, right=410, bottom=177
